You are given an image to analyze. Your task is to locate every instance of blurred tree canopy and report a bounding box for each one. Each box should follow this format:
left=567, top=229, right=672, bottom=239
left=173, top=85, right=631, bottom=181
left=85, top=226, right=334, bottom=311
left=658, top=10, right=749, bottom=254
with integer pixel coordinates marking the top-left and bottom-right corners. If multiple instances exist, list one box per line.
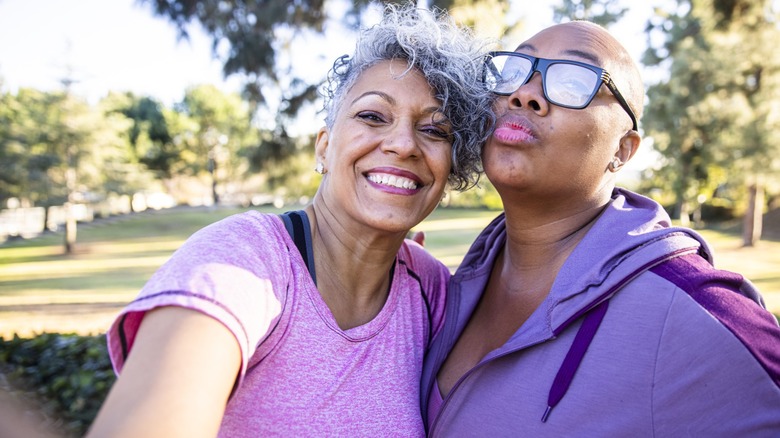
left=0, top=89, right=139, bottom=208
left=642, top=0, right=780, bottom=244
left=138, top=0, right=458, bottom=118
left=553, top=0, right=628, bottom=26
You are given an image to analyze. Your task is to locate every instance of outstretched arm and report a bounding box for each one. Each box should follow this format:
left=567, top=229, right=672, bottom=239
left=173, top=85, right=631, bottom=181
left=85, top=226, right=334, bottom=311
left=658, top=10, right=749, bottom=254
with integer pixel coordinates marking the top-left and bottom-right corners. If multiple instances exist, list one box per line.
left=87, top=306, right=241, bottom=438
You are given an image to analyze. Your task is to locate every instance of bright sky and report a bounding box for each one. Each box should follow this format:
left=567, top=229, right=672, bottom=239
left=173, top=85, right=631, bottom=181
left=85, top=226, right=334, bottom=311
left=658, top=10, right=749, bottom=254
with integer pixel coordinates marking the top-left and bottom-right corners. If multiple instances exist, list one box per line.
left=0, top=0, right=241, bottom=105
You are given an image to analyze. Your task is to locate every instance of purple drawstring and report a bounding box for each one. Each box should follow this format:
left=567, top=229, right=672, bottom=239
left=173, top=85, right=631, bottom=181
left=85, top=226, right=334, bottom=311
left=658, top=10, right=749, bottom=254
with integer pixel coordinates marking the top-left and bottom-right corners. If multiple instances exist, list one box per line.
left=542, top=299, right=610, bottom=423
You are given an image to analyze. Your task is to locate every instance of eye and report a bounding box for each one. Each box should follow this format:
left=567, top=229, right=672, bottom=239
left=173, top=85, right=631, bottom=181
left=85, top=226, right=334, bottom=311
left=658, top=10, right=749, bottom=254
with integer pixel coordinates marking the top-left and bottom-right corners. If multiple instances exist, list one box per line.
left=355, top=111, right=386, bottom=124
left=420, top=125, right=450, bottom=139
left=419, top=118, right=452, bottom=140
left=548, top=78, right=593, bottom=105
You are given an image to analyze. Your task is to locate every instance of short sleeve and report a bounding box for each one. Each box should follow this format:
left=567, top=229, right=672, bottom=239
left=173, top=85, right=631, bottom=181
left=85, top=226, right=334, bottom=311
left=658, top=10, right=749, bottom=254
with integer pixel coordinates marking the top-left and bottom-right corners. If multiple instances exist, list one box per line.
left=106, top=212, right=292, bottom=384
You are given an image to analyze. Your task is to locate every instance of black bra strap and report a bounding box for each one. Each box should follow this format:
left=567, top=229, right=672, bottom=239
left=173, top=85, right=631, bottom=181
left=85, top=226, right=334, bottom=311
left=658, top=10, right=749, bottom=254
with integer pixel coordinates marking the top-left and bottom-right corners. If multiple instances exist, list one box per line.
left=280, top=210, right=317, bottom=284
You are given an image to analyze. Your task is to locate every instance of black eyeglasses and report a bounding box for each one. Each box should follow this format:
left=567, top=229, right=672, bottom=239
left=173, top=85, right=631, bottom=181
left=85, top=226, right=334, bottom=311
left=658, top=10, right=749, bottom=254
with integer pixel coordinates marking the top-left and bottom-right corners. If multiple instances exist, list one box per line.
left=483, top=51, right=638, bottom=131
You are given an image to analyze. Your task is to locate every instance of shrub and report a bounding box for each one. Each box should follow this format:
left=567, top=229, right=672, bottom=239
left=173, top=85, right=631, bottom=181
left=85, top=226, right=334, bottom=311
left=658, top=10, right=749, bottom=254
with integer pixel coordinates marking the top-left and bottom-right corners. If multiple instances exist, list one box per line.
left=0, top=333, right=115, bottom=437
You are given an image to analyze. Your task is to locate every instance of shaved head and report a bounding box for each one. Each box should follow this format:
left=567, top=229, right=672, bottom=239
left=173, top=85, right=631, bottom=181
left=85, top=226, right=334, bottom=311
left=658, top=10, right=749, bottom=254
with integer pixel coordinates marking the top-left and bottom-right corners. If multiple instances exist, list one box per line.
left=521, top=21, right=644, bottom=121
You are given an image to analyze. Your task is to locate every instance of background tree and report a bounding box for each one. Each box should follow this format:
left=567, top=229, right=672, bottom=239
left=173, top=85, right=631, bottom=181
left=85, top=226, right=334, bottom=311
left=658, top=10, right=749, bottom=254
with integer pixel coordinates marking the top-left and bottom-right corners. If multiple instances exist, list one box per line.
left=642, top=0, right=780, bottom=244
left=1, top=88, right=78, bottom=238
left=104, top=93, right=178, bottom=180
left=553, top=0, right=628, bottom=26
left=0, top=87, right=26, bottom=205
left=0, top=86, right=151, bottom=246
left=93, top=95, right=157, bottom=206
left=176, top=84, right=260, bottom=205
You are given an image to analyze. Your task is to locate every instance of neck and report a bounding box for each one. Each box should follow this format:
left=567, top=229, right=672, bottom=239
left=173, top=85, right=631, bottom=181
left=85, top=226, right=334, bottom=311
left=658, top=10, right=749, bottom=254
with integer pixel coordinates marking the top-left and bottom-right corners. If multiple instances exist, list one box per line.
left=501, top=199, right=608, bottom=272
left=306, top=199, right=405, bottom=329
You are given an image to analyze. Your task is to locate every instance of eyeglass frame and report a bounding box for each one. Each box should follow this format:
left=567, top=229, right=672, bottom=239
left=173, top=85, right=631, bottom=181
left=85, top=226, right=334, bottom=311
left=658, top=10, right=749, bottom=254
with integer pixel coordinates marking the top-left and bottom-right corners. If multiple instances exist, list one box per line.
left=483, top=51, right=638, bottom=131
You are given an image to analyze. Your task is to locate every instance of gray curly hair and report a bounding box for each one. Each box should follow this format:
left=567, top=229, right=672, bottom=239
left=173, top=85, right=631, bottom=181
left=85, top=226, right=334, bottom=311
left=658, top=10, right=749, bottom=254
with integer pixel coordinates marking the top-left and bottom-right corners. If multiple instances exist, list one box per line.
left=321, top=3, right=495, bottom=190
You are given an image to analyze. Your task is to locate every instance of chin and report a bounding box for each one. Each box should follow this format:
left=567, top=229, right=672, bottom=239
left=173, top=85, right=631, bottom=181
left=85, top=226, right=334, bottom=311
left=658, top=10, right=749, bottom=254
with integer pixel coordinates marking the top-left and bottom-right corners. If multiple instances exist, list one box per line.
left=363, top=209, right=423, bottom=235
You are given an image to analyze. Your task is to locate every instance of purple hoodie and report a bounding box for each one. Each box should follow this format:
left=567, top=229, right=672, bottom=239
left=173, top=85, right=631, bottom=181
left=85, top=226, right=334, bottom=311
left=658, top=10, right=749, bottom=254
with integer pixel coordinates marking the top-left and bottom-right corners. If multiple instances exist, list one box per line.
left=422, top=188, right=780, bottom=436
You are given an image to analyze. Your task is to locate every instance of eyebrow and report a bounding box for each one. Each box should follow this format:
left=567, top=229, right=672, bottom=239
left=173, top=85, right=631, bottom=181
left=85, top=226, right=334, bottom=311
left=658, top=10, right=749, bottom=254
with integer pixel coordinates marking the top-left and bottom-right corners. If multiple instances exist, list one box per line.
left=352, top=91, right=394, bottom=106
left=561, top=49, right=601, bottom=65
left=351, top=90, right=444, bottom=116
left=514, top=43, right=601, bottom=65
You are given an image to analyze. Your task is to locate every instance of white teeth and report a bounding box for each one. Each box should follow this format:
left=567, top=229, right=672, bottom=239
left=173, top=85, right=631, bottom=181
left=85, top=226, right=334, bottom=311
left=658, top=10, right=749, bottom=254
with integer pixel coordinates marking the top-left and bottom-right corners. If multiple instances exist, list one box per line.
left=368, top=173, right=419, bottom=190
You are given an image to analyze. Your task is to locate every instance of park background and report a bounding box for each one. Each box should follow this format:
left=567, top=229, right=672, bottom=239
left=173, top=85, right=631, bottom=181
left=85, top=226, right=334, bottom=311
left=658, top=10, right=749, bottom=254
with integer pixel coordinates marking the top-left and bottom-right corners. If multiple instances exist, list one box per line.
left=1, top=0, right=779, bottom=436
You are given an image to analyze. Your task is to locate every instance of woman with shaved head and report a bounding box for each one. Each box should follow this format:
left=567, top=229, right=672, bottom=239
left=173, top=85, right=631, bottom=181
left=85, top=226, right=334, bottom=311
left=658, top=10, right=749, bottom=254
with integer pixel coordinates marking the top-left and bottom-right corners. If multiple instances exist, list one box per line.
left=422, top=21, right=780, bottom=436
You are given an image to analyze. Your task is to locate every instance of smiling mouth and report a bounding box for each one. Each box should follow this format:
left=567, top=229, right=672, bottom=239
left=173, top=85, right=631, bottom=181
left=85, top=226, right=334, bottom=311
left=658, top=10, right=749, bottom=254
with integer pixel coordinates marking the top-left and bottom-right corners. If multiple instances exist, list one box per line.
left=367, top=173, right=419, bottom=190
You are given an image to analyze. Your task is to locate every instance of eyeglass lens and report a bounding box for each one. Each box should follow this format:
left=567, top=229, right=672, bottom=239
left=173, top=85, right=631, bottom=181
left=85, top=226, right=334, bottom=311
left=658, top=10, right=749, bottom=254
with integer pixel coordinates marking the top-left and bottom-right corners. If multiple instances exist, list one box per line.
left=485, top=55, right=601, bottom=108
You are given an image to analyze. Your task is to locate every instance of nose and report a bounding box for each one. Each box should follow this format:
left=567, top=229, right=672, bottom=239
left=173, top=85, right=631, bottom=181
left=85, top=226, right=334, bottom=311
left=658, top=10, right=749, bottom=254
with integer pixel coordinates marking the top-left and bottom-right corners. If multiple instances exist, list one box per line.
left=506, top=71, right=549, bottom=116
left=381, top=121, right=421, bottom=159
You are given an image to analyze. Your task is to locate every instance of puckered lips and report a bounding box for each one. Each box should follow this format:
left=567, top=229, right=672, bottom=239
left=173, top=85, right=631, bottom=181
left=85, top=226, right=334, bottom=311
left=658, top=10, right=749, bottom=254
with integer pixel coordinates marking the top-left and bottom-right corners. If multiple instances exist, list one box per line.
left=365, top=167, right=423, bottom=195
left=492, top=115, right=538, bottom=145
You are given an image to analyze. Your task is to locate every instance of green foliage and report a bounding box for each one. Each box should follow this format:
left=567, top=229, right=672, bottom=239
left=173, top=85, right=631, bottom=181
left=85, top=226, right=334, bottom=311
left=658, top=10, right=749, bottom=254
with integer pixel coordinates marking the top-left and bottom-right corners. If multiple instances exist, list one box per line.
left=139, top=0, right=456, bottom=107
left=0, top=88, right=70, bottom=206
left=0, top=333, right=115, bottom=437
left=178, top=84, right=262, bottom=203
left=446, top=178, right=504, bottom=210
left=248, top=132, right=320, bottom=198
left=103, top=92, right=177, bottom=179
left=0, top=83, right=298, bottom=210
left=446, top=0, right=522, bottom=42
left=553, top=0, right=628, bottom=27
left=0, top=87, right=161, bottom=209
left=642, top=0, right=780, bottom=224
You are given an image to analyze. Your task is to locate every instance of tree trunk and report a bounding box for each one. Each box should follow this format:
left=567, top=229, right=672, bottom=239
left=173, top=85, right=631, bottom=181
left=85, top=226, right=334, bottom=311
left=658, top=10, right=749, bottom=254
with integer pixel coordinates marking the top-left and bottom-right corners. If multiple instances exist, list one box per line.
left=742, top=182, right=764, bottom=247
left=64, top=202, right=77, bottom=254
left=678, top=200, right=691, bottom=227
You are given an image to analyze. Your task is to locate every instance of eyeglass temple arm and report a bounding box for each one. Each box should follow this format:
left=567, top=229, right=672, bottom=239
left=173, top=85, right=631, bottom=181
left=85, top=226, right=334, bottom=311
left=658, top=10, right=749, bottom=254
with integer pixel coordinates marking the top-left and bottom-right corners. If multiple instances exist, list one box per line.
left=601, top=72, right=638, bottom=131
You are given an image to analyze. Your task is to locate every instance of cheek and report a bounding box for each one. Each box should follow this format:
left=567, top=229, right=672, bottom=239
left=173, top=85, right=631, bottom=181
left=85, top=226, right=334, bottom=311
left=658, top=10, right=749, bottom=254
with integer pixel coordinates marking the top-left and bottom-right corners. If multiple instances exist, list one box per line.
left=427, top=145, right=453, bottom=180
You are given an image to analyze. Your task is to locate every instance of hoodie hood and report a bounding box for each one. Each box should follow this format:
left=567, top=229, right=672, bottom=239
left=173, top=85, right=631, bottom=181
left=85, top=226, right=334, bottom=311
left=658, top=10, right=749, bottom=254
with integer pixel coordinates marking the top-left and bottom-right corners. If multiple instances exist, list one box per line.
left=545, top=188, right=713, bottom=331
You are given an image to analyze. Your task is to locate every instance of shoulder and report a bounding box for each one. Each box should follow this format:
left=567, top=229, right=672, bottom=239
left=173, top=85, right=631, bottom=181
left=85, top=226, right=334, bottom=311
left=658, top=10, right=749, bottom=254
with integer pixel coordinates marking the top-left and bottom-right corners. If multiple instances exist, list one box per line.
left=397, top=239, right=450, bottom=292
left=192, top=211, right=285, bottom=242
left=650, top=253, right=776, bottom=338
left=649, top=253, right=780, bottom=387
left=399, top=239, right=448, bottom=272
left=177, top=211, right=289, bottom=261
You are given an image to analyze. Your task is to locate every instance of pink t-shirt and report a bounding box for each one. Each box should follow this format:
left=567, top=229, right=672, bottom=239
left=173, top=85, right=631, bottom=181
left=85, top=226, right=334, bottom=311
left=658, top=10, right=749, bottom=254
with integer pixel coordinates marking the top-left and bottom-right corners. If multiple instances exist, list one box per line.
left=107, top=211, right=449, bottom=437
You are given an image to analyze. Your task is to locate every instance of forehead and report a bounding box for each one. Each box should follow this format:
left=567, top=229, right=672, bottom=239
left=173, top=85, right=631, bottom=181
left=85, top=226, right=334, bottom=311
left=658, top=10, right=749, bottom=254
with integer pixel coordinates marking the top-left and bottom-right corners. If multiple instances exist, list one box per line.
left=346, top=59, right=439, bottom=106
left=516, top=23, right=618, bottom=70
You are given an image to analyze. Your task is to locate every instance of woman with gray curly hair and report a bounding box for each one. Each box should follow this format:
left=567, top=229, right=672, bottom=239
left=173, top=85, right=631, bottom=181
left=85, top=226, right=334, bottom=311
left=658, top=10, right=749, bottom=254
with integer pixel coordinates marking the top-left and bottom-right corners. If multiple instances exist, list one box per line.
left=87, top=4, right=493, bottom=437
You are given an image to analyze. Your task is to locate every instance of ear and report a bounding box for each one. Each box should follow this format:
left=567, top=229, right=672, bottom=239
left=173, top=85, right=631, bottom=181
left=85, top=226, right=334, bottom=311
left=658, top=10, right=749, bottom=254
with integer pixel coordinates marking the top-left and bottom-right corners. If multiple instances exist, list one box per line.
left=616, top=130, right=641, bottom=164
left=314, top=126, right=329, bottom=165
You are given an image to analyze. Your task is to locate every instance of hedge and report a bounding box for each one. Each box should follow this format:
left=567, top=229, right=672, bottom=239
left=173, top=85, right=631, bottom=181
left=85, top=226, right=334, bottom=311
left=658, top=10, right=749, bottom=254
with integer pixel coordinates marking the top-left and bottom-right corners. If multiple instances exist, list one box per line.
left=0, top=333, right=115, bottom=437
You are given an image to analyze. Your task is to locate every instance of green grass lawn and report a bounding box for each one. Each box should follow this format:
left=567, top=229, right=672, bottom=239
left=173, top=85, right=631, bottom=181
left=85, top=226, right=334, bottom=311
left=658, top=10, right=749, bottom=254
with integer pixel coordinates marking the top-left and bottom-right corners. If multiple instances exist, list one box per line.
left=1, top=205, right=778, bottom=337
